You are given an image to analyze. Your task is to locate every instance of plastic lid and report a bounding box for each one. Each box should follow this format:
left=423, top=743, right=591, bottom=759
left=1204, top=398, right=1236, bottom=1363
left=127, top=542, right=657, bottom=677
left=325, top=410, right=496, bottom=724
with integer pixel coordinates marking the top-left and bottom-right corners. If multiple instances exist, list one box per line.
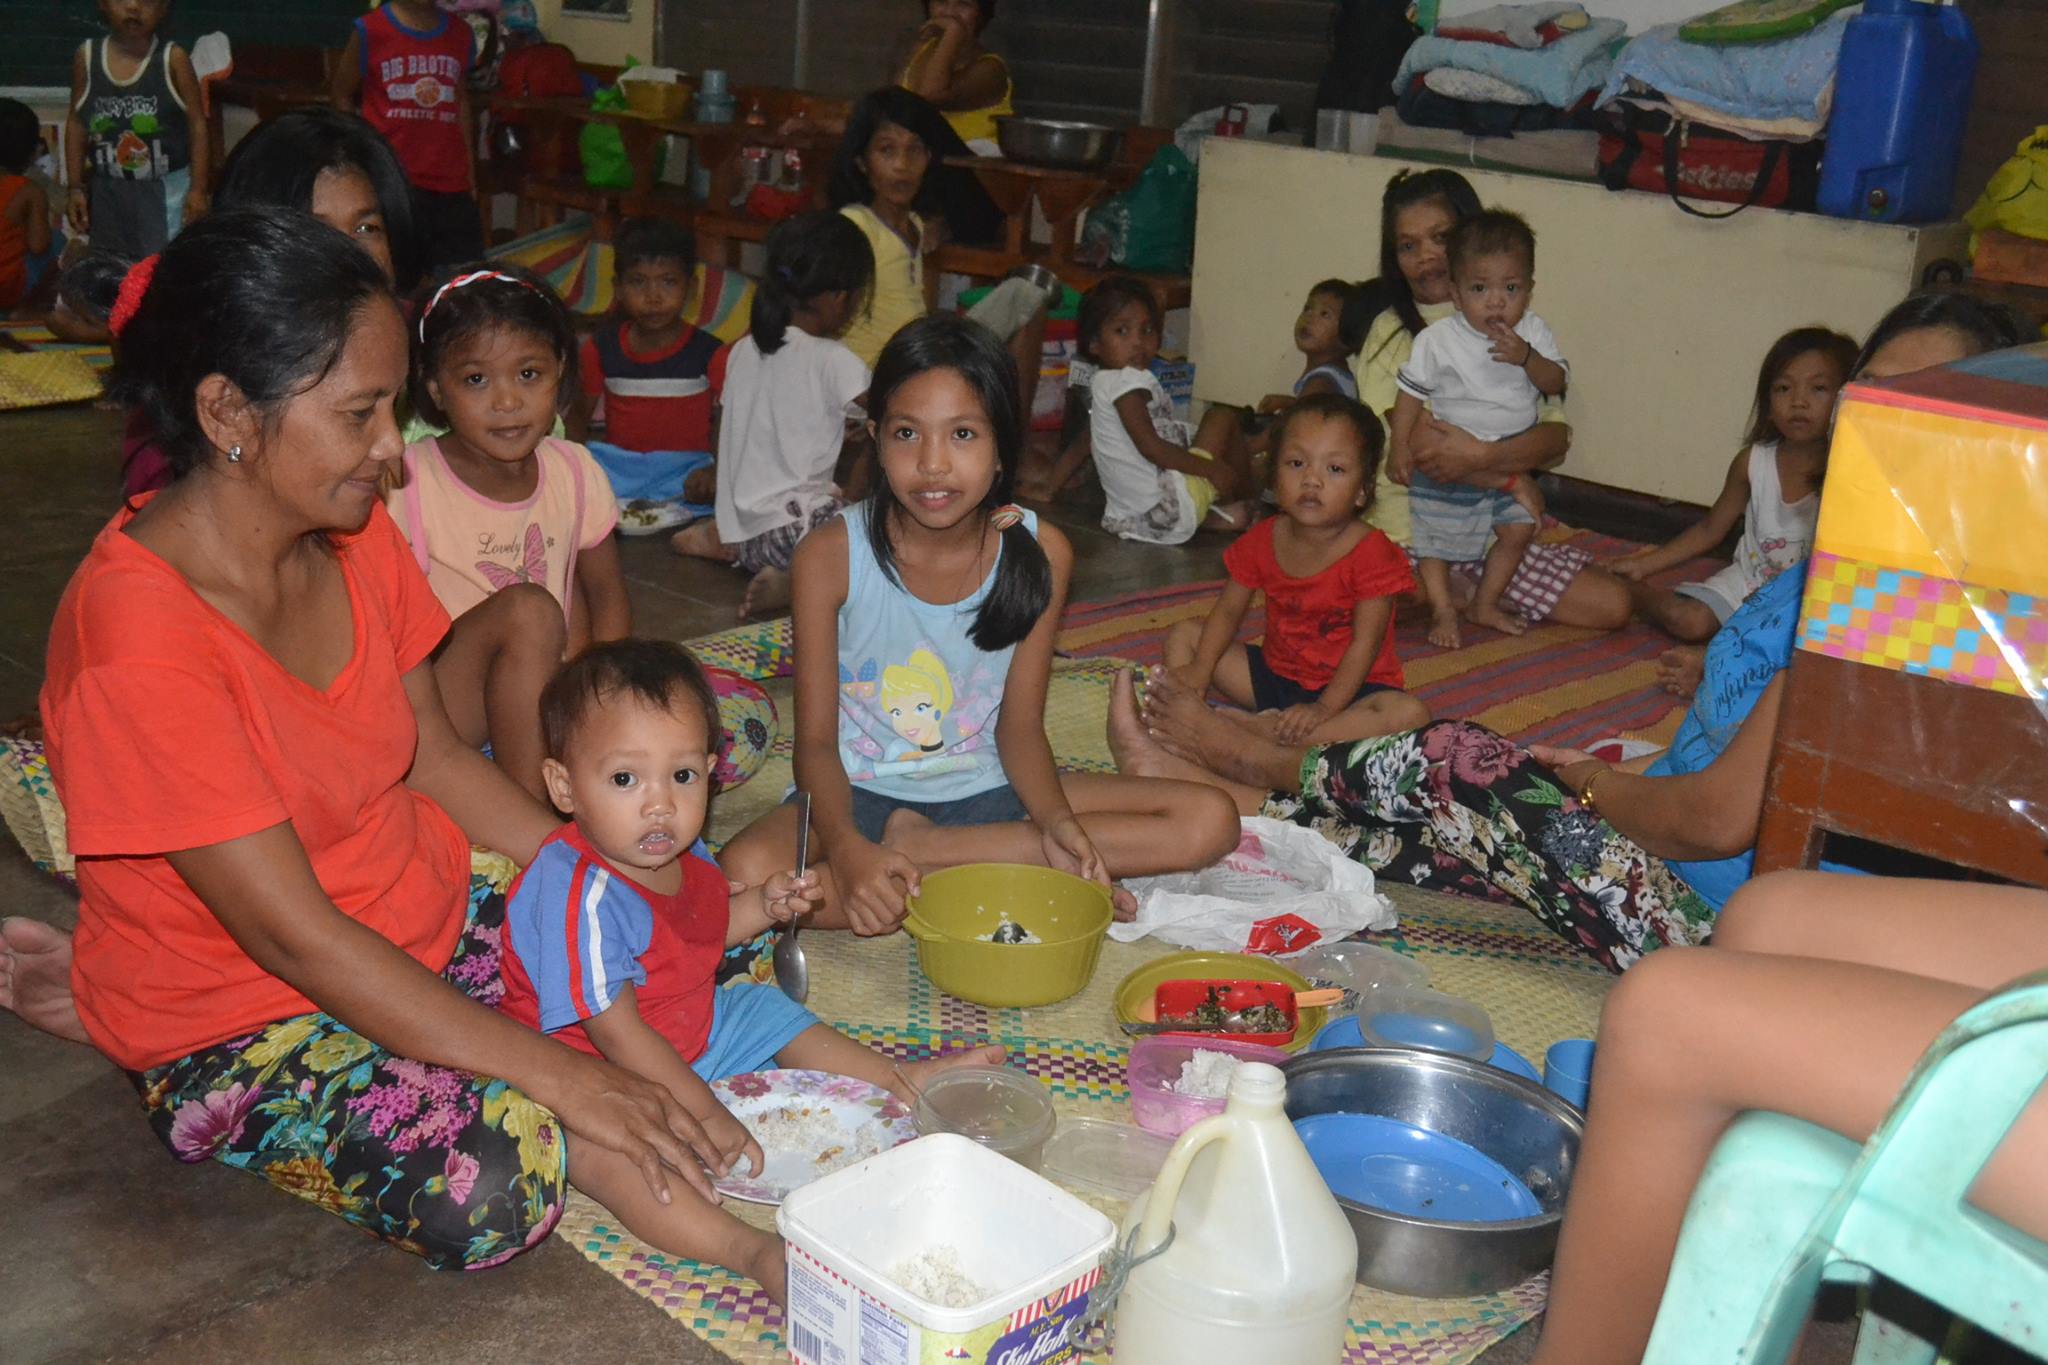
left=1290, top=942, right=1429, bottom=1014
left=1042, top=1118, right=1173, bottom=1201
left=913, top=1066, right=1058, bottom=1151
left=1359, top=987, right=1495, bottom=1061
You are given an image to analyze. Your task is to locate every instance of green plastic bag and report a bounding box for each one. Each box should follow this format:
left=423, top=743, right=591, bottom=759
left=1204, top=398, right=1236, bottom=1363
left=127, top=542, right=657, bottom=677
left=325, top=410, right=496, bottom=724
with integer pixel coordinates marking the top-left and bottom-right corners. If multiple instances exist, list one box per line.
left=1114, top=146, right=1198, bottom=273
left=579, top=82, right=634, bottom=190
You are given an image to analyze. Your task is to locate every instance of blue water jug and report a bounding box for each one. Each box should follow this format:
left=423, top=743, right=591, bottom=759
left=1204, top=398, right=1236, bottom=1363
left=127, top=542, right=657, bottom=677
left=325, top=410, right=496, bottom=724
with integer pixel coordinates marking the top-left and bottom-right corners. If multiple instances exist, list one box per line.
left=1818, top=0, right=1978, bottom=223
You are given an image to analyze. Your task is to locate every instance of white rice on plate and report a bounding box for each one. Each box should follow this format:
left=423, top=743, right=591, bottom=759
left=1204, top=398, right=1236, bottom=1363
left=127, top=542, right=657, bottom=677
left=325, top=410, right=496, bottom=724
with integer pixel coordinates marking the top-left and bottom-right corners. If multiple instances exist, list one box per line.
left=742, top=1104, right=886, bottom=1176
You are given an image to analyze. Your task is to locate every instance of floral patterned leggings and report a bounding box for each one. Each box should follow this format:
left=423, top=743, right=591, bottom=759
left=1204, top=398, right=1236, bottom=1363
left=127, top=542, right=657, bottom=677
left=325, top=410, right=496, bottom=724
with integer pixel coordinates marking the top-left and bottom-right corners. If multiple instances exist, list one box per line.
left=1262, top=720, right=1717, bottom=972
left=131, top=870, right=568, bottom=1270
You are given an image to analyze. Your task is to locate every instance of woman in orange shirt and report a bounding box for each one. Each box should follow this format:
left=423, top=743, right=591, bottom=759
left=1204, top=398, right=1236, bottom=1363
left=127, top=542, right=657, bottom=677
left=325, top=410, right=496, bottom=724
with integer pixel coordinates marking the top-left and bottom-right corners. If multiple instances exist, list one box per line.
left=5, top=208, right=733, bottom=1270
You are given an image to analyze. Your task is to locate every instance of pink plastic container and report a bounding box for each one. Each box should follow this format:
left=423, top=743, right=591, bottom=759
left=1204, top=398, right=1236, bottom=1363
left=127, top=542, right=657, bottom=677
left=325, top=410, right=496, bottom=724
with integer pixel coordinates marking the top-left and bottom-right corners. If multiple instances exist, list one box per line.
left=1126, top=1035, right=1291, bottom=1137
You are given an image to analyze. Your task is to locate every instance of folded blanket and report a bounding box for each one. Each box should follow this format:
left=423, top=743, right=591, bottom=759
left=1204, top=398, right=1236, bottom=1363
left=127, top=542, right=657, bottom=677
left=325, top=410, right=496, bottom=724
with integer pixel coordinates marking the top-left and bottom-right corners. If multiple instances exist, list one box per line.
left=1595, top=15, right=1847, bottom=126
left=1396, top=16, right=1627, bottom=112
left=1424, top=68, right=1543, bottom=106
left=1611, top=85, right=1826, bottom=142
left=1435, top=2, right=1588, bottom=49
left=1399, top=78, right=1598, bottom=136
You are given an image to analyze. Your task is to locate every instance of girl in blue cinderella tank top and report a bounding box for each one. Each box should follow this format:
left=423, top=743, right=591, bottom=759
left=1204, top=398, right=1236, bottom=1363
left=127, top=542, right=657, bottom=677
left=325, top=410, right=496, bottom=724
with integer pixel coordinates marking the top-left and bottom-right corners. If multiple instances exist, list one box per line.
left=717, top=315, right=1242, bottom=939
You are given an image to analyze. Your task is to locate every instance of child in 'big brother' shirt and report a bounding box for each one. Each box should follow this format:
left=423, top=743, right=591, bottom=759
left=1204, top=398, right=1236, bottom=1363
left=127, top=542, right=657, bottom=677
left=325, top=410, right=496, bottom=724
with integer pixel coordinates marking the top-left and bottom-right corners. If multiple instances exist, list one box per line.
left=333, top=0, right=481, bottom=271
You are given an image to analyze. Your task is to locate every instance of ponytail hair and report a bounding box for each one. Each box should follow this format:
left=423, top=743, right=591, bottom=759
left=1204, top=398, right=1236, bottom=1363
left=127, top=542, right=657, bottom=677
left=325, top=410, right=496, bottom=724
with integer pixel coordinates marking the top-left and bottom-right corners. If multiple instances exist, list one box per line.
left=751, top=211, right=877, bottom=354
left=864, top=314, right=1051, bottom=651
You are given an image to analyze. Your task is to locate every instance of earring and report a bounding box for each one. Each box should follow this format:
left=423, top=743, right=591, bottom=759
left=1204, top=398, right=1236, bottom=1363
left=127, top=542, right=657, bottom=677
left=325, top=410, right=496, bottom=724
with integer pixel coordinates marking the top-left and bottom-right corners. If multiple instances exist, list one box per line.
left=227, top=445, right=242, bottom=463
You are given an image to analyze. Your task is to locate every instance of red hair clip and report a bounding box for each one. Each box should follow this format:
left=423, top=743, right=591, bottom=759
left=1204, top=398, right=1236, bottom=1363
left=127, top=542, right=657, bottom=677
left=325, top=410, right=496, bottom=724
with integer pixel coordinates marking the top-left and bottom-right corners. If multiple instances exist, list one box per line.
left=108, top=254, right=161, bottom=338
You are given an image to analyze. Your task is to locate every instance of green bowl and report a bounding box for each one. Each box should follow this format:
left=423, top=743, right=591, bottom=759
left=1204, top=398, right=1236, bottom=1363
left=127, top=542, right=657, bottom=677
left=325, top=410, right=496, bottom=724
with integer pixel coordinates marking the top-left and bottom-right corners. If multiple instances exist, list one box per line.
left=904, top=863, right=1113, bottom=1008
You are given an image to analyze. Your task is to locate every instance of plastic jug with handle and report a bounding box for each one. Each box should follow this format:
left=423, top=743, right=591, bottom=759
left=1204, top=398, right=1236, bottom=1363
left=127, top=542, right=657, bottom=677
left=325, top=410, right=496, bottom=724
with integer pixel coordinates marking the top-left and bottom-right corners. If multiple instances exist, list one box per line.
left=1816, top=0, right=1978, bottom=223
left=1112, top=1061, right=1356, bottom=1364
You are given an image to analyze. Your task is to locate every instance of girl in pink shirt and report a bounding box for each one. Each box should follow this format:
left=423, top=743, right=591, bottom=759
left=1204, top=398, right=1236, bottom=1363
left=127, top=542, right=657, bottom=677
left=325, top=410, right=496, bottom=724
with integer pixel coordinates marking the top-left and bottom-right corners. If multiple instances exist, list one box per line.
left=386, top=265, right=630, bottom=797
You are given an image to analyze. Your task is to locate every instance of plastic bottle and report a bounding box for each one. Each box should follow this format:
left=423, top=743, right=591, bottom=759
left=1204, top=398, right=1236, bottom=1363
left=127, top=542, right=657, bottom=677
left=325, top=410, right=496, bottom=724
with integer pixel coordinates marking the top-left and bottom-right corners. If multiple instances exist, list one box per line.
left=1817, top=0, right=1978, bottom=223
left=1113, top=1062, right=1356, bottom=1364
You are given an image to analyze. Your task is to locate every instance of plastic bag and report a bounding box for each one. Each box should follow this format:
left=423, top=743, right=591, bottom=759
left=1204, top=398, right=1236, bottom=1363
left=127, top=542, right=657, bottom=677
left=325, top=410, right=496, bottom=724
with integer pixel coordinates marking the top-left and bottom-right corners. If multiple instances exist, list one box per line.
left=580, top=82, right=634, bottom=189
left=1093, top=145, right=1198, bottom=273
left=1109, top=818, right=1396, bottom=957
left=1965, top=125, right=2048, bottom=250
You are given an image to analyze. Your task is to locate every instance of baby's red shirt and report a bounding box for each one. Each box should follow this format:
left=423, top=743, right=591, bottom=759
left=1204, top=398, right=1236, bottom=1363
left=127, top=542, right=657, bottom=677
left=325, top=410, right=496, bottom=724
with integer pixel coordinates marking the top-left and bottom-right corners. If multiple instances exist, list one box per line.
left=1224, top=518, right=1415, bottom=691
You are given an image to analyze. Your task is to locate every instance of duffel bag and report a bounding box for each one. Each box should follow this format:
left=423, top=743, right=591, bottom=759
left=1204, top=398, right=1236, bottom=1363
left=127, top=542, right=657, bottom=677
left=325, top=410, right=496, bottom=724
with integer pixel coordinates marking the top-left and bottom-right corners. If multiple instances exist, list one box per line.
left=1597, top=104, right=1820, bottom=218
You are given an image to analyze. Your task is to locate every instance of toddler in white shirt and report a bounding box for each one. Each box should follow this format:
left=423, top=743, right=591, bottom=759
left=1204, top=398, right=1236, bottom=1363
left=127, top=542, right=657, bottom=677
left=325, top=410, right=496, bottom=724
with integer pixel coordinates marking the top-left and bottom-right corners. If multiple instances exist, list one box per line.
left=1391, top=210, right=1568, bottom=649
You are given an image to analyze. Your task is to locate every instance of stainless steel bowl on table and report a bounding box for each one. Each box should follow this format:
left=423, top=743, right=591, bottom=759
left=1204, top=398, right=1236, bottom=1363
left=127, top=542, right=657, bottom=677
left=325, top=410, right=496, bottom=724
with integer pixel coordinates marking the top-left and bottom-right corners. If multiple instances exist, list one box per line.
left=1283, top=1049, right=1584, bottom=1298
left=1004, top=262, right=1063, bottom=306
left=994, top=117, right=1122, bottom=170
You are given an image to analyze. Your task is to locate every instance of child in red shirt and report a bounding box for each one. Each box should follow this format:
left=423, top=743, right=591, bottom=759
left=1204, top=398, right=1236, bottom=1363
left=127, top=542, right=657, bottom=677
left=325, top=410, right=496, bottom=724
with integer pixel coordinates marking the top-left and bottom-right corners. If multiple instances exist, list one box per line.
left=1162, top=392, right=1431, bottom=746
left=0, top=100, right=51, bottom=311
left=331, top=0, right=481, bottom=271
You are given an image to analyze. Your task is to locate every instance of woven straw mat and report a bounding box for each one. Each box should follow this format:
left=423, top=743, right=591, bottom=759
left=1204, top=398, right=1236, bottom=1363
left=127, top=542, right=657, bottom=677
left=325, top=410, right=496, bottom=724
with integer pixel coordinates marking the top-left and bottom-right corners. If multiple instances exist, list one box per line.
left=564, top=662, right=1611, bottom=1363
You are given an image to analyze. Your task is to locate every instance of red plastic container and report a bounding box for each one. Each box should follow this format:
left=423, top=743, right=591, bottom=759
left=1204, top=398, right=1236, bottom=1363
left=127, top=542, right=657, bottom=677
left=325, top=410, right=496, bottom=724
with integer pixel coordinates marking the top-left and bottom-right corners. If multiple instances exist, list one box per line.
left=1150, top=979, right=1299, bottom=1047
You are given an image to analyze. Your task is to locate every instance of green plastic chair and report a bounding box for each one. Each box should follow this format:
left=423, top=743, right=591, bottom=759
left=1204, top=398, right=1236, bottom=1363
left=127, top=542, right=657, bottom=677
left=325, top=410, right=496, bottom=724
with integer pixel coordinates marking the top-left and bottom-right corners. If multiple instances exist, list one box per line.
left=1644, top=970, right=2048, bottom=1364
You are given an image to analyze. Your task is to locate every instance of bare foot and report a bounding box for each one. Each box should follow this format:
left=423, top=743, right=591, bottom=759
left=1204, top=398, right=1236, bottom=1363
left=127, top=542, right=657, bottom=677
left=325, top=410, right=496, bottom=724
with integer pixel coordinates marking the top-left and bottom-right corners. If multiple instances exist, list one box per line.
left=1465, top=602, right=1527, bottom=637
left=0, top=917, right=91, bottom=1044
left=1109, top=670, right=1270, bottom=818
left=1108, top=668, right=1194, bottom=779
left=1139, top=669, right=1260, bottom=781
left=739, top=567, right=791, bottom=620
left=670, top=521, right=735, bottom=563
left=1427, top=607, right=1464, bottom=650
left=1657, top=644, right=1706, bottom=699
left=733, top=1226, right=790, bottom=1307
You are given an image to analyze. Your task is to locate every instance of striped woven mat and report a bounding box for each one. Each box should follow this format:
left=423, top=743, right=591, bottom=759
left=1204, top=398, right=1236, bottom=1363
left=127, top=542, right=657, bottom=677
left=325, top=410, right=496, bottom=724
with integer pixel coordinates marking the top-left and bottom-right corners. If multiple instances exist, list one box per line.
left=685, top=526, right=1715, bottom=751
left=566, top=659, right=1616, bottom=1362
left=1056, top=528, right=1717, bottom=750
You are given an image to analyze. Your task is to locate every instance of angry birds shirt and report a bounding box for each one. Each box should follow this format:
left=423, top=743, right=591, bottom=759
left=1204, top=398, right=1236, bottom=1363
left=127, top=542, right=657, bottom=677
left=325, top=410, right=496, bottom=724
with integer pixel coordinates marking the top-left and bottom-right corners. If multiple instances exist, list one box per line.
left=834, top=502, right=1036, bottom=804
left=75, top=38, right=191, bottom=182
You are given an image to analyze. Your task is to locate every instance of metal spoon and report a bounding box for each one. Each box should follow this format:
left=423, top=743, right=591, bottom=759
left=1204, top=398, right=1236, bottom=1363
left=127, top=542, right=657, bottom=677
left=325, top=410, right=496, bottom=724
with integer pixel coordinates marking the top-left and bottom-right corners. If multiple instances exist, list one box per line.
left=772, top=792, right=811, bottom=1003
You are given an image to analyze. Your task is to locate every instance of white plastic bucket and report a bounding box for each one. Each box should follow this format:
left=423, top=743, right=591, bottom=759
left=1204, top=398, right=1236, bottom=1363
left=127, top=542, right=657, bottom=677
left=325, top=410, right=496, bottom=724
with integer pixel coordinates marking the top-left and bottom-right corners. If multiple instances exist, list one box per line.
left=776, top=1132, right=1116, bottom=1364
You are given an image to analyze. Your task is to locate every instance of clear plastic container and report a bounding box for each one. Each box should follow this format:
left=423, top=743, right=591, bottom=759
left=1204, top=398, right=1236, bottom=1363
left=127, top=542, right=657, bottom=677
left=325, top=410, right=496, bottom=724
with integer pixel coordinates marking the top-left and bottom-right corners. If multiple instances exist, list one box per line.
left=1289, top=942, right=1429, bottom=1016
left=1042, top=1117, right=1173, bottom=1201
left=1126, top=1035, right=1291, bottom=1137
left=1359, top=986, right=1495, bottom=1061
left=912, top=1065, right=1058, bottom=1170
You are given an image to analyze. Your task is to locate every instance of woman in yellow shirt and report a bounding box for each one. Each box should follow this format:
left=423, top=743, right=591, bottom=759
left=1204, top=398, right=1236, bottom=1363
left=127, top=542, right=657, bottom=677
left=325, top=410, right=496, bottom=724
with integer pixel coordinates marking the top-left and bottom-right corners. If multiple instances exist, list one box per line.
left=828, top=88, right=1047, bottom=415
left=1349, top=168, right=1630, bottom=633
left=898, top=0, right=1014, bottom=150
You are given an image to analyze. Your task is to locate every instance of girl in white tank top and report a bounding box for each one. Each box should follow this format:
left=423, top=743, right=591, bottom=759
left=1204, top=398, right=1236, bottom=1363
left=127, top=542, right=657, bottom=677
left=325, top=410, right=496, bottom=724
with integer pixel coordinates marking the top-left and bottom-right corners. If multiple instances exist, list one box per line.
left=1610, top=327, right=1857, bottom=641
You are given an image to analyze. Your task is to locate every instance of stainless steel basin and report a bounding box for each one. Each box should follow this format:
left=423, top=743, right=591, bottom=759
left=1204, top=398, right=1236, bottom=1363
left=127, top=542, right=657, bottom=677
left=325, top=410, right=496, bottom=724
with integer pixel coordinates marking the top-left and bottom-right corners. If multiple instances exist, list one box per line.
left=1283, top=1048, right=1583, bottom=1297
left=994, top=117, right=1122, bottom=170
